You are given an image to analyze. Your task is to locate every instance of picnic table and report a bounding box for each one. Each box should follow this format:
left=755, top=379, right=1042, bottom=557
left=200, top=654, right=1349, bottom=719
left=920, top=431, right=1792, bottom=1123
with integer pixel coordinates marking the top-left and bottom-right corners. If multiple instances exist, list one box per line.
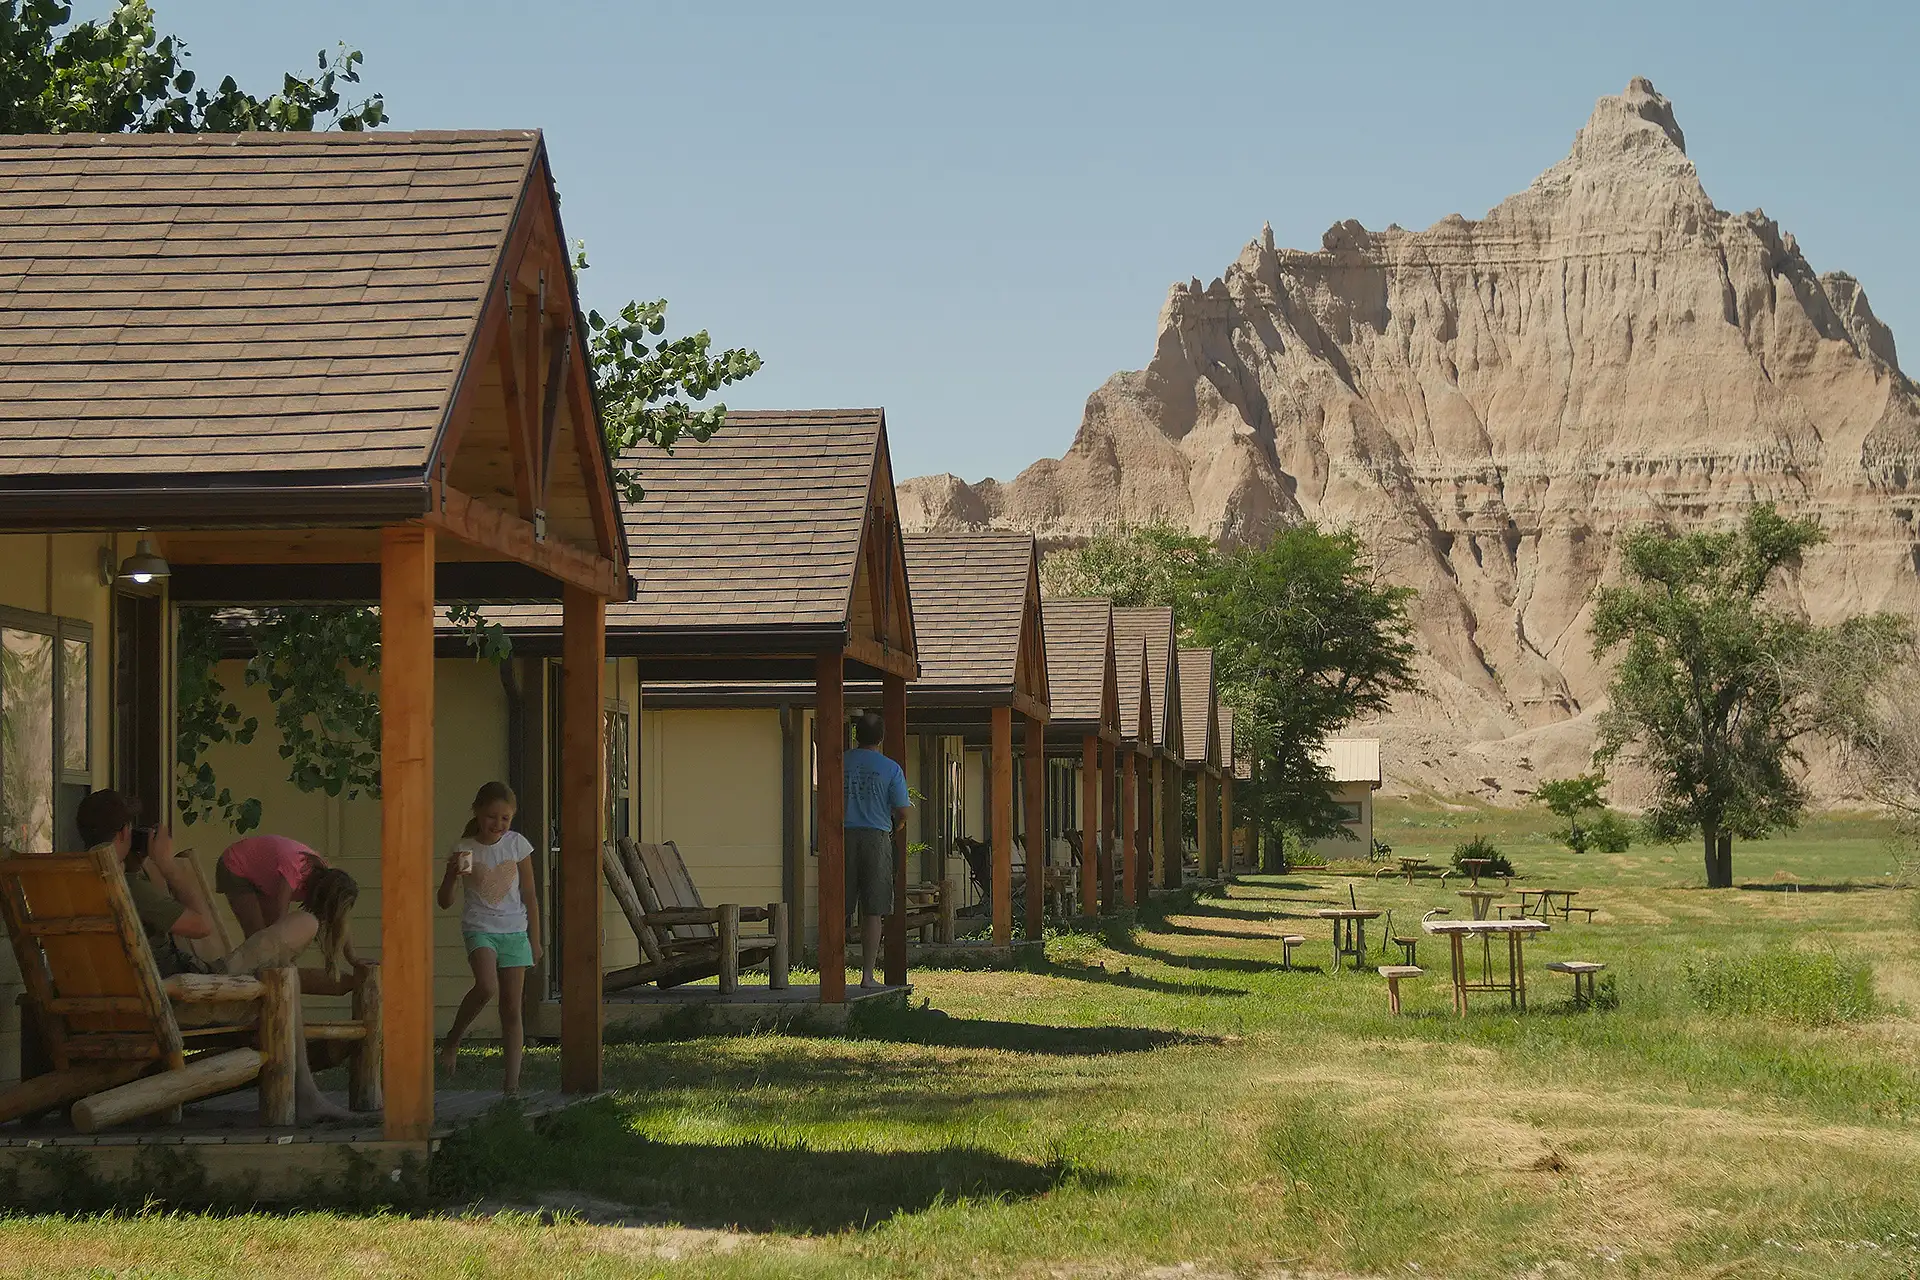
left=1518, top=888, right=1579, bottom=920
left=1457, top=857, right=1493, bottom=887
left=1455, top=888, right=1501, bottom=921
left=1396, top=857, right=1433, bottom=884
left=1422, top=918, right=1552, bottom=1013
left=1314, top=908, right=1382, bottom=971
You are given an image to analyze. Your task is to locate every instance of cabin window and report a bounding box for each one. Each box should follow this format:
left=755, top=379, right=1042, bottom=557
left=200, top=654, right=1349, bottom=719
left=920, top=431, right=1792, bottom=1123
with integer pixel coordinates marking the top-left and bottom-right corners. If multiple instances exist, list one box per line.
left=0, top=606, right=93, bottom=853
left=1335, top=801, right=1364, bottom=825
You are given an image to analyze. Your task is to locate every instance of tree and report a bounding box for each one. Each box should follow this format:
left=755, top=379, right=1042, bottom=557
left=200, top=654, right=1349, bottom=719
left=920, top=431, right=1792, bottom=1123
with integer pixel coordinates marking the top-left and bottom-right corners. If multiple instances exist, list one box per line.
left=1532, top=773, right=1632, bottom=855
left=1591, top=504, right=1906, bottom=887
left=1046, top=522, right=1419, bottom=869
left=2, top=2, right=761, bottom=831
left=2, top=0, right=386, bottom=133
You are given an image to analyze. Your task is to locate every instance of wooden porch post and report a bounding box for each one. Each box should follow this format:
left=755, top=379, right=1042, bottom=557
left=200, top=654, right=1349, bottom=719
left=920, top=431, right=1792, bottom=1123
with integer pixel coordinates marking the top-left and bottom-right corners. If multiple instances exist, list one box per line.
left=1121, top=747, right=1138, bottom=907
left=1198, top=768, right=1215, bottom=879
left=816, top=651, right=846, bottom=1003
left=1222, top=772, right=1235, bottom=875
left=1162, top=758, right=1182, bottom=890
left=1023, top=714, right=1045, bottom=940
left=559, top=585, right=605, bottom=1094
left=1146, top=754, right=1162, bottom=893
left=1099, top=738, right=1116, bottom=912
left=379, top=524, right=434, bottom=1143
left=883, top=673, right=909, bottom=985
left=1079, top=735, right=1098, bottom=916
left=990, top=705, right=1014, bottom=946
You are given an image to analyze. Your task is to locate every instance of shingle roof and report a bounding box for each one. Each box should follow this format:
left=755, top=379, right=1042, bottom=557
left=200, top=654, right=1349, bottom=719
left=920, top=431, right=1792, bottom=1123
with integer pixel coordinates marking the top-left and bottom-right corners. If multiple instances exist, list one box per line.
left=904, top=532, right=1035, bottom=694
left=1041, top=598, right=1111, bottom=727
left=1179, top=648, right=1216, bottom=766
left=1113, top=607, right=1175, bottom=749
left=0, top=130, right=538, bottom=484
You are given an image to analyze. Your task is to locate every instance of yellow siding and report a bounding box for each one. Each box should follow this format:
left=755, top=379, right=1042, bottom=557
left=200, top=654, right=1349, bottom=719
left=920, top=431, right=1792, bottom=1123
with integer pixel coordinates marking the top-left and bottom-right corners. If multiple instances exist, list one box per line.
left=0, top=534, right=127, bottom=1084
left=1306, top=781, right=1376, bottom=860
left=639, top=705, right=786, bottom=917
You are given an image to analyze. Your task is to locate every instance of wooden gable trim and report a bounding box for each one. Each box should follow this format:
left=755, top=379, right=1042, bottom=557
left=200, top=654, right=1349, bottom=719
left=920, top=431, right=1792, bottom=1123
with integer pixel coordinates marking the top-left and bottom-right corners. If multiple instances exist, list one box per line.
left=1013, top=551, right=1050, bottom=714
left=1100, top=618, right=1121, bottom=741
left=424, top=484, right=619, bottom=598
left=842, top=423, right=917, bottom=679
left=1161, top=645, right=1184, bottom=760
left=433, top=148, right=624, bottom=586
left=1133, top=638, right=1154, bottom=752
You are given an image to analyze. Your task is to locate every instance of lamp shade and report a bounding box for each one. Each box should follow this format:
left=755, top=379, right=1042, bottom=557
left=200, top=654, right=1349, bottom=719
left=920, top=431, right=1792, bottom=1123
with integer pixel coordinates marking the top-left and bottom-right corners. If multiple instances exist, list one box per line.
left=117, top=538, right=171, bottom=585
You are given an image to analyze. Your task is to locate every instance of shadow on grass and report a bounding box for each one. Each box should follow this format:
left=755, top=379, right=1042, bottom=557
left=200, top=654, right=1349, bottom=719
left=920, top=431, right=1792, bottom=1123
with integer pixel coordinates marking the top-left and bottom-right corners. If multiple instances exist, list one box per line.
left=435, top=1099, right=1101, bottom=1234
left=1044, top=960, right=1248, bottom=998
left=855, top=1003, right=1215, bottom=1054
left=1111, top=939, right=1281, bottom=976
left=1735, top=882, right=1900, bottom=894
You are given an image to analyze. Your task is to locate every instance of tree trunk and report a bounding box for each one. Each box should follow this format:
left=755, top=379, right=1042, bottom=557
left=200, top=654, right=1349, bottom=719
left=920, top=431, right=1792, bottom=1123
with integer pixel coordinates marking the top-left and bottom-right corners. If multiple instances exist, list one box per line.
left=1715, top=832, right=1734, bottom=889
left=1702, top=822, right=1720, bottom=888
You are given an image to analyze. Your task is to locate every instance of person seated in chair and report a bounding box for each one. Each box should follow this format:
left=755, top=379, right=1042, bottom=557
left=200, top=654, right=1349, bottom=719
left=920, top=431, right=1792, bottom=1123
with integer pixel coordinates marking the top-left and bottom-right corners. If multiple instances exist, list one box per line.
left=75, top=789, right=367, bottom=1123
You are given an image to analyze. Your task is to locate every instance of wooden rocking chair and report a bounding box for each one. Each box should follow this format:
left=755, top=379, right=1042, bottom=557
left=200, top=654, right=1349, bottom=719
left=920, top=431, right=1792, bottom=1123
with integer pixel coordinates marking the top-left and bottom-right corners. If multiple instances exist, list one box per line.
left=602, top=839, right=790, bottom=994
left=0, top=846, right=380, bottom=1132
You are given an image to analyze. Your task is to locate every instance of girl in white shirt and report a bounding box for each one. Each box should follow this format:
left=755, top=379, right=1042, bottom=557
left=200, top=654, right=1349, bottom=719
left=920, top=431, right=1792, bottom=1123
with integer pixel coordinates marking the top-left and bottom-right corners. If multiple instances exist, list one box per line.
left=436, top=780, right=542, bottom=1093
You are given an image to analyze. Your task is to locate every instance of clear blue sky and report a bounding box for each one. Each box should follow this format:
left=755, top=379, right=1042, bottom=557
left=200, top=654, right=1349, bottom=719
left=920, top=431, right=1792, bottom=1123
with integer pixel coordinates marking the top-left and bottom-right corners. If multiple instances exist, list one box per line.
left=140, top=1, right=1920, bottom=483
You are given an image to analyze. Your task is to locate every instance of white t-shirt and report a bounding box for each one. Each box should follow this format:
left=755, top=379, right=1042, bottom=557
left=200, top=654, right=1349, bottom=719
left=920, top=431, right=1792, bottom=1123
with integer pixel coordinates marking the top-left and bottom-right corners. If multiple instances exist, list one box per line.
left=454, top=830, right=533, bottom=934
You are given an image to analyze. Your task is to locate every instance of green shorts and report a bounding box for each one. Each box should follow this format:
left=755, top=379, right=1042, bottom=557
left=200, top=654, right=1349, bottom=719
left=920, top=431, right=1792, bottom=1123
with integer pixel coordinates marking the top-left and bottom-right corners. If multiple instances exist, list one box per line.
left=463, top=930, right=533, bottom=968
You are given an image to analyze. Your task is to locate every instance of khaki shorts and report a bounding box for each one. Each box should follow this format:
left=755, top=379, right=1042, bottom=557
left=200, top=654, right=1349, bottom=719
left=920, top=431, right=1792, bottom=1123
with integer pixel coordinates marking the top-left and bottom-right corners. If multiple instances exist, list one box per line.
left=844, top=827, right=894, bottom=919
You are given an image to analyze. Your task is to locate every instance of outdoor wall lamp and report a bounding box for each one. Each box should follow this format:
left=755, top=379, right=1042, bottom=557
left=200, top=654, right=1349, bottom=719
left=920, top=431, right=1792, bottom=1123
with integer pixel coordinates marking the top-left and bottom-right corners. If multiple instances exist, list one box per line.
left=116, top=537, right=171, bottom=585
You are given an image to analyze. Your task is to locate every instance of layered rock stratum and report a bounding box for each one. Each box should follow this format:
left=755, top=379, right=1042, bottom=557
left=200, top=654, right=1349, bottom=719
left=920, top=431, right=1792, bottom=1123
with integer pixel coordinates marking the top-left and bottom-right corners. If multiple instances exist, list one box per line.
left=900, top=79, right=1920, bottom=800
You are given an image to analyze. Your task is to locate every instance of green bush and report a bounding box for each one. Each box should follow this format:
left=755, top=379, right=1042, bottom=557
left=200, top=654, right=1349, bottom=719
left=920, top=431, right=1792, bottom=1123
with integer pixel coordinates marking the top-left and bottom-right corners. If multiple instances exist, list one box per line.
left=1585, top=810, right=1635, bottom=854
left=1683, top=946, right=1878, bottom=1026
left=1450, top=834, right=1512, bottom=877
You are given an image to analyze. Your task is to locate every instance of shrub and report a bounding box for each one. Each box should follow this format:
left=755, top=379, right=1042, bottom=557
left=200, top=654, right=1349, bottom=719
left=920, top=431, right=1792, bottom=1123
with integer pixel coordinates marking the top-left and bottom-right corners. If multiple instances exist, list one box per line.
left=1450, top=834, right=1512, bottom=878
left=1683, top=945, right=1877, bottom=1026
left=1585, top=810, right=1635, bottom=854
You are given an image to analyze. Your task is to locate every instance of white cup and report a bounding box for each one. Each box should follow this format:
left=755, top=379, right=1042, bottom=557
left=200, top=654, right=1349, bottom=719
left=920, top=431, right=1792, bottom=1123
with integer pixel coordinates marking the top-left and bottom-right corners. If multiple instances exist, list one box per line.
left=458, top=850, right=473, bottom=874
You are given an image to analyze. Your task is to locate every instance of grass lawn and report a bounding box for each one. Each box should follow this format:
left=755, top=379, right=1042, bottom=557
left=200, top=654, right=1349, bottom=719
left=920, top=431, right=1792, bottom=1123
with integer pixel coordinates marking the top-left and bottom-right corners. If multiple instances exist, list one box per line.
left=4, top=810, right=1918, bottom=1278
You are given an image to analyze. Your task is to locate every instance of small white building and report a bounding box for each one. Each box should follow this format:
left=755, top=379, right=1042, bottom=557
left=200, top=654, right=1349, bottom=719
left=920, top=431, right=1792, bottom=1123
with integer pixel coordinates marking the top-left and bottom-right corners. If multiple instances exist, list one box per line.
left=1304, top=738, right=1383, bottom=860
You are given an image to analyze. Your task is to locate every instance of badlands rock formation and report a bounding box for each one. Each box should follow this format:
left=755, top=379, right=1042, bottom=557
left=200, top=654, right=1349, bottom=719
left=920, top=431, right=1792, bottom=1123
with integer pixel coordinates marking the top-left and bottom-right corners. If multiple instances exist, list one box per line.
left=900, top=79, right=1920, bottom=799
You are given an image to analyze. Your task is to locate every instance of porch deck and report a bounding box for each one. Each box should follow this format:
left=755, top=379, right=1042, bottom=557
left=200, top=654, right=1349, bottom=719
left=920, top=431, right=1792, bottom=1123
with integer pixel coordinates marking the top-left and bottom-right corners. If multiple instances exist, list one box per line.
left=0, top=1087, right=599, bottom=1200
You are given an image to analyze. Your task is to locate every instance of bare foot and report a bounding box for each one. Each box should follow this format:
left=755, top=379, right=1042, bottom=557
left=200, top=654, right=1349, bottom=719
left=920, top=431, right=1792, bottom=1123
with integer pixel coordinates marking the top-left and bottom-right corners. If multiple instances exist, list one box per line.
left=437, top=1042, right=458, bottom=1078
left=859, top=975, right=879, bottom=989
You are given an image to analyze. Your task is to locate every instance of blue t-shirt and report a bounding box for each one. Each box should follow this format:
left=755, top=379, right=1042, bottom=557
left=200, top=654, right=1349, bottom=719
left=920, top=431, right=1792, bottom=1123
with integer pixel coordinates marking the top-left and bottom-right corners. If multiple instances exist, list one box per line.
left=844, top=747, right=910, bottom=832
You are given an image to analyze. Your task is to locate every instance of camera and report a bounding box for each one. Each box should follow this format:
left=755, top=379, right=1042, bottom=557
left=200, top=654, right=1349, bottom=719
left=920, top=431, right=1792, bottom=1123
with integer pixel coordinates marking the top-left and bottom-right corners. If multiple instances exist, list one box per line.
left=128, top=826, right=155, bottom=865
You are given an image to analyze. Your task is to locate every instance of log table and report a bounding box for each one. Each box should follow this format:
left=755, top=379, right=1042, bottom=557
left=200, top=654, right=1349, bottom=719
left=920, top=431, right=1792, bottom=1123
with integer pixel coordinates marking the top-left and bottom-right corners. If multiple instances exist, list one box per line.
left=1397, top=857, right=1433, bottom=884
left=1315, top=908, right=1383, bottom=971
left=1421, top=918, right=1552, bottom=1014
left=1458, top=858, right=1493, bottom=887
left=1456, top=888, right=1501, bottom=921
left=1519, top=888, right=1578, bottom=921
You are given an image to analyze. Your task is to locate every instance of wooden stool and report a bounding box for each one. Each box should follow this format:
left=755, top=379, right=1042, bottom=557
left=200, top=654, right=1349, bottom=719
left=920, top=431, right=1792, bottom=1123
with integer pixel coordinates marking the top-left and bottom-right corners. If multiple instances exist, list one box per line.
left=1392, top=935, right=1419, bottom=965
left=1546, top=960, right=1606, bottom=1004
left=1281, top=935, right=1307, bottom=970
left=1378, top=965, right=1422, bottom=1014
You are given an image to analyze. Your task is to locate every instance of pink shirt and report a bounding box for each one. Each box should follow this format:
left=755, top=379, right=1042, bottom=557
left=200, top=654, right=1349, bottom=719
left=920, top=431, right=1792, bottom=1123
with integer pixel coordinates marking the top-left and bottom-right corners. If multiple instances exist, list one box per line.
left=219, top=834, right=325, bottom=898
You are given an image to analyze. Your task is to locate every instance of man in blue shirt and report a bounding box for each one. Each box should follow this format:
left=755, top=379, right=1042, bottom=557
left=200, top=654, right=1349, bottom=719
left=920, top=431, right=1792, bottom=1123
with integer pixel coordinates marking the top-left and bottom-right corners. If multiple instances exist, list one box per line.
left=843, top=710, right=911, bottom=988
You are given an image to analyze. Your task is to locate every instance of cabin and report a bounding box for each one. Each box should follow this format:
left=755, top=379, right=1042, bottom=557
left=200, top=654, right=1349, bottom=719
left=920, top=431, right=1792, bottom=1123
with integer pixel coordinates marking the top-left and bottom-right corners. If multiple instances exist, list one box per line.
left=1178, top=648, right=1222, bottom=878
left=890, top=533, right=1049, bottom=945
left=492, top=409, right=919, bottom=996
left=0, top=130, right=626, bottom=1160
left=1115, top=631, right=1154, bottom=905
left=1038, top=599, right=1122, bottom=916
left=1305, top=738, right=1384, bottom=861
left=1113, top=607, right=1182, bottom=891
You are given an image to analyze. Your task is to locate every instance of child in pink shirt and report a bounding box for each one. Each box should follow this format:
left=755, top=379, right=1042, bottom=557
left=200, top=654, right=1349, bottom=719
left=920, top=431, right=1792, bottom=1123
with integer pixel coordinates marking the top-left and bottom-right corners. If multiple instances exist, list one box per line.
left=216, top=835, right=360, bottom=966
